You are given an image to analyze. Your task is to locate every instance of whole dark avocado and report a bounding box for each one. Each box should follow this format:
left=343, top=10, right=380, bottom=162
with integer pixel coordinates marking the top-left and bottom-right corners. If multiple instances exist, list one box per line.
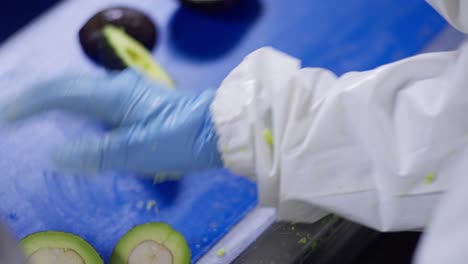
left=79, top=7, right=157, bottom=69
left=178, top=0, right=241, bottom=12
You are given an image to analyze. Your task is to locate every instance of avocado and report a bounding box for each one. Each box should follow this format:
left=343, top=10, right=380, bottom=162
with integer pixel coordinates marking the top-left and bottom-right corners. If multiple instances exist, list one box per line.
left=79, top=7, right=157, bottom=69
left=110, top=222, right=190, bottom=264
left=20, top=231, right=103, bottom=264
left=102, top=25, right=175, bottom=88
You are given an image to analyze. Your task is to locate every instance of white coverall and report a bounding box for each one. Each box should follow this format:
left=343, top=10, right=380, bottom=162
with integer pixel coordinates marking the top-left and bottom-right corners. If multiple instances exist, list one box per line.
left=210, top=0, right=468, bottom=262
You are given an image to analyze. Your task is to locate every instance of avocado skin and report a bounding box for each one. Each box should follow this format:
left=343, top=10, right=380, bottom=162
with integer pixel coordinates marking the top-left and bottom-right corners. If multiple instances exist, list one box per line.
left=110, top=222, right=191, bottom=264
left=20, top=231, right=103, bottom=264
left=79, top=6, right=157, bottom=70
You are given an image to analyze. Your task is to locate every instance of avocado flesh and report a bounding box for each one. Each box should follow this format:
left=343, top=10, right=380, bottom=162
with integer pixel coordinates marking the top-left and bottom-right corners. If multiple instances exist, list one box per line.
left=161, top=231, right=191, bottom=264
left=128, top=241, right=172, bottom=264
left=110, top=222, right=190, bottom=264
left=79, top=7, right=157, bottom=64
left=28, top=248, right=84, bottom=264
left=20, top=231, right=103, bottom=264
left=102, top=25, right=175, bottom=88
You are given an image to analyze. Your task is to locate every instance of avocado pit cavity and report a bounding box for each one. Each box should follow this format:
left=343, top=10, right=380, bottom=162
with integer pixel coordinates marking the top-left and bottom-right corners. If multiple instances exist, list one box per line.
left=128, top=241, right=173, bottom=264
left=28, top=248, right=85, bottom=264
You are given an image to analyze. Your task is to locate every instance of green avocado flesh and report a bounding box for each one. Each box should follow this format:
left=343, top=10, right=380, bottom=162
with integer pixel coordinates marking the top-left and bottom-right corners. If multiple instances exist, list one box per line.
left=20, top=231, right=103, bottom=264
left=110, top=222, right=191, bottom=264
left=102, top=24, right=175, bottom=88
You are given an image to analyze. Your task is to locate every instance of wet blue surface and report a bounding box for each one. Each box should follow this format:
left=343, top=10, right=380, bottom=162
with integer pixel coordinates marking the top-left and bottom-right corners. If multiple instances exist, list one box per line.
left=0, top=0, right=447, bottom=262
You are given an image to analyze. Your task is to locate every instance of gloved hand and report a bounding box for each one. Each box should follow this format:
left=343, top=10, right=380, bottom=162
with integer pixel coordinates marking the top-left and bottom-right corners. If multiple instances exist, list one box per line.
left=3, top=69, right=223, bottom=175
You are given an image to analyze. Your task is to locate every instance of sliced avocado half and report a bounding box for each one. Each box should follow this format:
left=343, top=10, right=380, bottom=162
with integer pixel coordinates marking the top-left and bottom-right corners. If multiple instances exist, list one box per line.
left=110, top=222, right=190, bottom=264
left=20, top=231, right=103, bottom=264
left=102, top=25, right=175, bottom=88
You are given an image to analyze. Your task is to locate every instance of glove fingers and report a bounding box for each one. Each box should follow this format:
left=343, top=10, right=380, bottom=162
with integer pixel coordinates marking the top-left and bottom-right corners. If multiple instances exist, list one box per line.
left=3, top=69, right=161, bottom=126
left=53, top=127, right=132, bottom=173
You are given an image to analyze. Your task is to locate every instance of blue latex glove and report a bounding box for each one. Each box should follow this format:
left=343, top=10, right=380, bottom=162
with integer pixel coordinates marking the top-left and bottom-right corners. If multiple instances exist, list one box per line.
left=3, top=70, right=223, bottom=175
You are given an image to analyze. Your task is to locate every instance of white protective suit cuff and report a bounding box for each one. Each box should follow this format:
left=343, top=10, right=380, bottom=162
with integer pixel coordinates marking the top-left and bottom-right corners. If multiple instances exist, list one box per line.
left=211, top=47, right=300, bottom=206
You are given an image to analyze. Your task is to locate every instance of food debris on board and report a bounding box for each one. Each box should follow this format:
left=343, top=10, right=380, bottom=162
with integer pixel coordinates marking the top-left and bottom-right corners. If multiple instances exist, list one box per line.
left=425, top=172, right=436, bottom=184
left=298, top=237, right=307, bottom=244
left=311, top=240, right=318, bottom=250
left=216, top=247, right=226, bottom=257
left=146, top=200, right=157, bottom=211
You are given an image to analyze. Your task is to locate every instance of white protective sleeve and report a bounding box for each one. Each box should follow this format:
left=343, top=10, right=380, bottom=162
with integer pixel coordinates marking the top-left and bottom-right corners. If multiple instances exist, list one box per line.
left=211, top=0, right=468, bottom=233
left=427, top=0, right=468, bottom=33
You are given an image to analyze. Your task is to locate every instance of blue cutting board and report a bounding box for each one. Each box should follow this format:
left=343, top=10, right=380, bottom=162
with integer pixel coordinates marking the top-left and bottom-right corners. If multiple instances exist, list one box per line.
left=0, top=0, right=446, bottom=262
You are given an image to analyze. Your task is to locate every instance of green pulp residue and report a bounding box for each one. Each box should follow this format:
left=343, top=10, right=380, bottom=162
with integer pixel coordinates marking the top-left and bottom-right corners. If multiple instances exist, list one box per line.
left=425, top=172, right=436, bottom=184
left=298, top=237, right=307, bottom=244
left=311, top=240, right=318, bottom=250
left=153, top=172, right=182, bottom=184
left=216, top=247, right=226, bottom=257
left=263, top=129, right=274, bottom=149
left=146, top=200, right=157, bottom=211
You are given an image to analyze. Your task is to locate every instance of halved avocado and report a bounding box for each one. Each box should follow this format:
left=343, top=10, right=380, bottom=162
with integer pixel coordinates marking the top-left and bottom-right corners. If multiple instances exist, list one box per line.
left=102, top=25, right=175, bottom=88
left=79, top=7, right=157, bottom=68
left=20, top=231, right=103, bottom=264
left=110, top=222, right=190, bottom=264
